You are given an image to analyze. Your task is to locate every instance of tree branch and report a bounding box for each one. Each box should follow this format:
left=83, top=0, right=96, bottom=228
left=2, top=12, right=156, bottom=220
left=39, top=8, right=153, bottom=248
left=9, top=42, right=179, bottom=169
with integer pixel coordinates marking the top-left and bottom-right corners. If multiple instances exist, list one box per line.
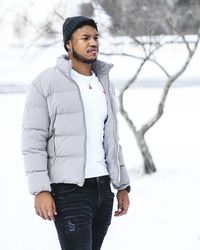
left=140, top=31, right=200, bottom=135
left=118, top=42, right=165, bottom=135
left=101, top=51, right=170, bottom=77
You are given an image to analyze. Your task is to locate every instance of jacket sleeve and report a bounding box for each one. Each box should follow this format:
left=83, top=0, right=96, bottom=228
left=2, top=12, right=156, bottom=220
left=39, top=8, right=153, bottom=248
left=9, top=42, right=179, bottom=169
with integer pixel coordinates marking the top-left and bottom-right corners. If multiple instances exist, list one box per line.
left=21, top=80, right=51, bottom=195
left=110, top=82, right=131, bottom=191
left=116, top=145, right=131, bottom=191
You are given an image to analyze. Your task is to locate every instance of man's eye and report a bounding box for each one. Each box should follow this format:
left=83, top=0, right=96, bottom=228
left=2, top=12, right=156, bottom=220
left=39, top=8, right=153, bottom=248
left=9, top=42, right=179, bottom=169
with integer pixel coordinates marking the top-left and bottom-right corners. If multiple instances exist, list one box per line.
left=82, top=37, right=88, bottom=40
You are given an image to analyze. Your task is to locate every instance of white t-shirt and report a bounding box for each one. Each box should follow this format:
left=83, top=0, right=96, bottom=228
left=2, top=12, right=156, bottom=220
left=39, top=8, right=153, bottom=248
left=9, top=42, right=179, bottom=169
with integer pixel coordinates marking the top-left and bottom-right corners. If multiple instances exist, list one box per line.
left=70, top=69, right=109, bottom=178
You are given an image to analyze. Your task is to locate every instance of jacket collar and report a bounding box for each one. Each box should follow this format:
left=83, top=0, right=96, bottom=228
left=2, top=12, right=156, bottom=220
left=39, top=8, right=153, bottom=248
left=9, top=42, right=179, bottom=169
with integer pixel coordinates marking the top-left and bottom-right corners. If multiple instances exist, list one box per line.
left=56, top=54, right=113, bottom=78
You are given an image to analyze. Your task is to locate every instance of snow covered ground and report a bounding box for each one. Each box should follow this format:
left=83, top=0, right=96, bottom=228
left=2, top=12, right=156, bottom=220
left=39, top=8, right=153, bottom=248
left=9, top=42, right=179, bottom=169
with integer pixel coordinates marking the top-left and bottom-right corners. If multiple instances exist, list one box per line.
left=1, top=1, right=200, bottom=249
left=0, top=86, right=199, bottom=250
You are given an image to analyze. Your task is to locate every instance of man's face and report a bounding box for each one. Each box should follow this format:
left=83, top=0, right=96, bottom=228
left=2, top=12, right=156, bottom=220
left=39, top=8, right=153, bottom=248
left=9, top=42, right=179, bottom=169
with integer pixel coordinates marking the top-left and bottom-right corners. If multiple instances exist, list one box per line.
left=67, top=25, right=99, bottom=64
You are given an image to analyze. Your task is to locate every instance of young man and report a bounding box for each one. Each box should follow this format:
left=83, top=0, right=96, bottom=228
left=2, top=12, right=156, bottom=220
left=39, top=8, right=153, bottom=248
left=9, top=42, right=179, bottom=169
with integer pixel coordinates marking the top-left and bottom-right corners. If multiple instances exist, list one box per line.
left=21, top=16, right=131, bottom=250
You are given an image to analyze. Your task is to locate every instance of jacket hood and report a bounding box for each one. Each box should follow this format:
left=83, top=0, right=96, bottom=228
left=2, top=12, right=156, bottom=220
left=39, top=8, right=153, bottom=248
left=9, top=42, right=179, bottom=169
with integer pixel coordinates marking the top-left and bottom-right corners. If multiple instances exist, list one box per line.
left=56, top=54, right=113, bottom=78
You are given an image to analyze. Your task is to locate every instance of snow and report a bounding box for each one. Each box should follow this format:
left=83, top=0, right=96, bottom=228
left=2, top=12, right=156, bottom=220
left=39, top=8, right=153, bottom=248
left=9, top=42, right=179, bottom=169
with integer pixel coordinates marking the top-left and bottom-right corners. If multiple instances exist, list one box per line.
left=0, top=1, right=200, bottom=248
left=0, top=86, right=200, bottom=250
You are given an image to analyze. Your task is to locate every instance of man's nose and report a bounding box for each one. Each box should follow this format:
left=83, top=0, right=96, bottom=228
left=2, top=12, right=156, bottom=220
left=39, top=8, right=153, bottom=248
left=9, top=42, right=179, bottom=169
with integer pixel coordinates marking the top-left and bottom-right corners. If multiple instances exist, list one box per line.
left=89, top=38, right=98, bottom=47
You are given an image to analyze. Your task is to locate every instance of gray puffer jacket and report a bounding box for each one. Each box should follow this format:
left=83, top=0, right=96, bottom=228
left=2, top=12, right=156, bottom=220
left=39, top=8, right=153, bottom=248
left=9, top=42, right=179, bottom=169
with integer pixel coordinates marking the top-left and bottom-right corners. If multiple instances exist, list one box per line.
left=21, top=55, right=130, bottom=195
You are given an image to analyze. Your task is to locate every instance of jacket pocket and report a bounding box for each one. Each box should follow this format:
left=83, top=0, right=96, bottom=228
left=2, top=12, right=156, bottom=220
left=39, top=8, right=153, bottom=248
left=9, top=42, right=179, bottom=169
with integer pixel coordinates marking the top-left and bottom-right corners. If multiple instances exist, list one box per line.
left=48, top=114, right=57, bottom=164
left=47, top=132, right=57, bottom=165
left=52, top=133, right=57, bottom=164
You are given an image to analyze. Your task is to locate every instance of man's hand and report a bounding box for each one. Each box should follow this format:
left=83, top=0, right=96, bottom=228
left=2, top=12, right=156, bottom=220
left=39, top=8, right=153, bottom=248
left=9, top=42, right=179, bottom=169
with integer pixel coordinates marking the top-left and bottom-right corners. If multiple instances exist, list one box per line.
left=34, top=191, right=57, bottom=220
left=114, top=190, right=130, bottom=217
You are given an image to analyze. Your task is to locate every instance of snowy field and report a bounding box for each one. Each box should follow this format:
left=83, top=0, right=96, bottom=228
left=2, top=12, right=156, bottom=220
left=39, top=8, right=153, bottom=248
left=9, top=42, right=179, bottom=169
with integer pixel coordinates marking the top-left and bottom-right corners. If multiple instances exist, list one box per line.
left=1, top=1, right=200, bottom=249
left=0, top=86, right=200, bottom=250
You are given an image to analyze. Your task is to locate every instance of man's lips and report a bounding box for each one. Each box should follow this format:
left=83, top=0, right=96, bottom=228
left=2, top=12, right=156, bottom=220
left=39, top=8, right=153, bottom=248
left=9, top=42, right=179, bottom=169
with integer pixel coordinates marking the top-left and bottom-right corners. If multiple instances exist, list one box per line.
left=87, top=48, right=98, bottom=53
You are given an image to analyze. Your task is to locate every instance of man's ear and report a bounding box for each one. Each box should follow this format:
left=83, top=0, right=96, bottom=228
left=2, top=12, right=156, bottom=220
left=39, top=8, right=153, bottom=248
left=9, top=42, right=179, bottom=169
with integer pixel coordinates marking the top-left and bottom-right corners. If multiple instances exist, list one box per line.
left=66, top=41, right=72, bottom=52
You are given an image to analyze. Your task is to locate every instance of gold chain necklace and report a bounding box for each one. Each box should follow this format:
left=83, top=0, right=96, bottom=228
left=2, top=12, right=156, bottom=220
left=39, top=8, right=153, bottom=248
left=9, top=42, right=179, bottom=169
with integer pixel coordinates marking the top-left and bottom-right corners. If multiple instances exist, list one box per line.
left=71, top=69, right=94, bottom=89
left=82, top=74, right=93, bottom=90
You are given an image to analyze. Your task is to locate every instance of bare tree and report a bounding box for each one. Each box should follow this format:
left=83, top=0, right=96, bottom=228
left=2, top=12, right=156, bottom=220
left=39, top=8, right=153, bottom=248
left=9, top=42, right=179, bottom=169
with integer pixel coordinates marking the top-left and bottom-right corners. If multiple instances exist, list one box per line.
left=101, top=30, right=200, bottom=174
left=94, top=0, right=200, bottom=174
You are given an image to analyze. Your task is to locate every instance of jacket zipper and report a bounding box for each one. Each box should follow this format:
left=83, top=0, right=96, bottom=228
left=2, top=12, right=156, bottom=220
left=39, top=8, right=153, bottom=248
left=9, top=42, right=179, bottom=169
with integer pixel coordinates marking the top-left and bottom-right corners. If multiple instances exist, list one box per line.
left=66, top=76, right=87, bottom=183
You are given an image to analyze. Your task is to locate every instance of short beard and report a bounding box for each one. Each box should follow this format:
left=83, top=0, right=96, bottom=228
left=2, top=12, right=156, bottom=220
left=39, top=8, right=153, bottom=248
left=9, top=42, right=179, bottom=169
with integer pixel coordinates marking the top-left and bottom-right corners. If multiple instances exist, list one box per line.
left=72, top=47, right=97, bottom=64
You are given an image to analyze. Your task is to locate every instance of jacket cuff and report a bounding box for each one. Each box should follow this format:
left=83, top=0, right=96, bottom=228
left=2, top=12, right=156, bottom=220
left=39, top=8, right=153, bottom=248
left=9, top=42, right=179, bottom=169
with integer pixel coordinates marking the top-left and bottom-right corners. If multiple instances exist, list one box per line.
left=116, top=183, right=130, bottom=191
left=27, top=171, right=51, bottom=195
left=114, top=165, right=131, bottom=191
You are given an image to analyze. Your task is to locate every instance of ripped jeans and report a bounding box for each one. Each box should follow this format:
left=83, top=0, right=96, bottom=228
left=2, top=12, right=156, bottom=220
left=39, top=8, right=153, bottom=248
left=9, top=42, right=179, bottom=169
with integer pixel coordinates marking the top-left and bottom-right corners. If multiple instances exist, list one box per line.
left=51, top=175, right=114, bottom=250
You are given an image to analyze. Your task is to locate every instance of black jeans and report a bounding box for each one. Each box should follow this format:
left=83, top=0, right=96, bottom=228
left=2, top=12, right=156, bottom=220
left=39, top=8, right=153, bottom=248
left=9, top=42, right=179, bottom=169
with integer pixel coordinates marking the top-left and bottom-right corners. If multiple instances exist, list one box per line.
left=51, top=176, right=114, bottom=250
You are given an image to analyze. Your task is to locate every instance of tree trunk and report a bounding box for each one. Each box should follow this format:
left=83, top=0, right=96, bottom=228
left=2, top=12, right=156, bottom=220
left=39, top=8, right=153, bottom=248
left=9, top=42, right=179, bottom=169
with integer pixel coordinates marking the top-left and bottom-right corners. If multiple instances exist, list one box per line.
left=135, top=131, right=156, bottom=174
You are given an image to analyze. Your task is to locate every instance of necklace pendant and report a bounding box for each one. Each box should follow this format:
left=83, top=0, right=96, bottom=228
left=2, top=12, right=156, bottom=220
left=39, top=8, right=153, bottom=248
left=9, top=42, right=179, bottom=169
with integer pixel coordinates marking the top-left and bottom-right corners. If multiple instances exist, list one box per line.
left=89, top=84, right=92, bottom=89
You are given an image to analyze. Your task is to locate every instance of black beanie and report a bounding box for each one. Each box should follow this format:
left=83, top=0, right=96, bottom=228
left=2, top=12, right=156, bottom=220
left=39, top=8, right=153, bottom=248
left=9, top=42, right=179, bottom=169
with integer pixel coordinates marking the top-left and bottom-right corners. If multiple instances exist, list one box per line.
left=63, top=16, right=98, bottom=51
